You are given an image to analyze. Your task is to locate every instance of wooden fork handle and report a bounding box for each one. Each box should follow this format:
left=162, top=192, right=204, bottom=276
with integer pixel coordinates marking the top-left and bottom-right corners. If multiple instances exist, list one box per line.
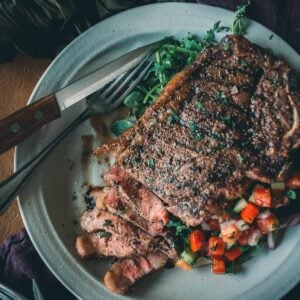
left=0, top=94, right=61, bottom=154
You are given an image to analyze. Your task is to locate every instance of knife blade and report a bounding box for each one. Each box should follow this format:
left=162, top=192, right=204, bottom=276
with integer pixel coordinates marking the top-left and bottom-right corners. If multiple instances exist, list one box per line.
left=0, top=39, right=164, bottom=154
left=55, top=39, right=163, bottom=111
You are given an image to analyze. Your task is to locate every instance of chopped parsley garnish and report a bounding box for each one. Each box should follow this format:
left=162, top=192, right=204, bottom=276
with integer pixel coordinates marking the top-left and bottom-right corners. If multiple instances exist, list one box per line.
left=211, top=231, right=220, bottom=236
left=222, top=115, right=234, bottom=126
left=188, top=120, right=204, bottom=141
left=211, top=144, right=226, bottom=153
left=103, top=219, right=112, bottom=227
left=188, top=120, right=197, bottom=133
left=97, top=229, right=112, bottom=239
left=167, top=109, right=181, bottom=125
left=237, top=154, right=244, bottom=163
left=84, top=194, right=95, bottom=210
left=210, top=244, right=218, bottom=251
left=146, top=178, right=154, bottom=184
left=285, top=189, right=297, bottom=200
left=216, top=91, right=229, bottom=105
left=271, top=78, right=280, bottom=88
left=240, top=59, right=249, bottom=69
left=131, top=156, right=141, bottom=164
left=195, top=101, right=205, bottom=110
left=148, top=158, right=155, bottom=170
left=118, top=208, right=125, bottom=215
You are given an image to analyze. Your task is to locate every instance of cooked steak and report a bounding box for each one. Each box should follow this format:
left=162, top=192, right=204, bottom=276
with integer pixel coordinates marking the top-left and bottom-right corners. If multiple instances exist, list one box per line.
left=95, top=35, right=300, bottom=226
left=90, top=187, right=151, bottom=235
left=104, top=251, right=168, bottom=294
left=103, top=166, right=169, bottom=235
left=77, top=208, right=172, bottom=258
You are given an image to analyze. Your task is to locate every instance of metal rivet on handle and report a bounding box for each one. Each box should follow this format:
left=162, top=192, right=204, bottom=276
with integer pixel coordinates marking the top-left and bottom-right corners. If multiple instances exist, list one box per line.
left=10, top=123, right=21, bottom=133
left=34, top=110, right=43, bottom=120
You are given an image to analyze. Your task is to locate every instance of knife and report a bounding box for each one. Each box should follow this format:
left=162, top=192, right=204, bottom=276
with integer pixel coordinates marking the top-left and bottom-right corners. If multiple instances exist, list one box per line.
left=0, top=39, right=163, bottom=154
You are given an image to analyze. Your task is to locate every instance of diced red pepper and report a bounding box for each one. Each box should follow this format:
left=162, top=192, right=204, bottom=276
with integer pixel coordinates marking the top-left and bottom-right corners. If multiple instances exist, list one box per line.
left=237, top=230, right=251, bottom=246
left=253, top=186, right=272, bottom=207
left=223, top=212, right=231, bottom=221
left=225, top=247, right=242, bottom=261
left=257, top=214, right=279, bottom=234
left=241, top=203, right=260, bottom=224
left=189, top=230, right=205, bottom=252
left=212, top=258, right=225, bottom=274
left=208, top=237, right=225, bottom=257
left=287, top=173, right=300, bottom=189
left=208, top=219, right=220, bottom=231
left=221, top=224, right=241, bottom=244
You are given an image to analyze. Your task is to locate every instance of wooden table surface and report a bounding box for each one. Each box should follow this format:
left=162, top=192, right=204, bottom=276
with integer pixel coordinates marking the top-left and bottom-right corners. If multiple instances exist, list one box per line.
left=0, top=55, right=50, bottom=244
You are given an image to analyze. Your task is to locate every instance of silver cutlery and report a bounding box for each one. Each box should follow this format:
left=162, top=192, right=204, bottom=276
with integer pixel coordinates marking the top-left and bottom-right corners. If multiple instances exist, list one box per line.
left=0, top=39, right=163, bottom=214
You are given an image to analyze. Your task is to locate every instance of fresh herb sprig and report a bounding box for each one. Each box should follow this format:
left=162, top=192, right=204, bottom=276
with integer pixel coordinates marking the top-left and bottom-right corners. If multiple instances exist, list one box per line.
left=232, top=0, right=251, bottom=35
left=166, top=217, right=192, bottom=250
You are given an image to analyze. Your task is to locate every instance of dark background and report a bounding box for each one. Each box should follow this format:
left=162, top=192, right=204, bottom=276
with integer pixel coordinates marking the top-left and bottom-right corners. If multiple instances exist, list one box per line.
left=0, top=0, right=299, bottom=64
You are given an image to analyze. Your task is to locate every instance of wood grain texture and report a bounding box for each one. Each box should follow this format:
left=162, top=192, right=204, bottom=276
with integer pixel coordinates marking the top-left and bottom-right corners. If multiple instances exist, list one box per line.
left=0, top=55, right=51, bottom=244
left=0, top=93, right=60, bottom=154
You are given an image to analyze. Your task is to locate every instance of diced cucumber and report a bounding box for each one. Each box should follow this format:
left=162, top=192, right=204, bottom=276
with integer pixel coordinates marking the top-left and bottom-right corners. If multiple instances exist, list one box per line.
left=193, top=256, right=212, bottom=267
left=226, top=242, right=235, bottom=250
left=233, top=198, right=247, bottom=213
left=271, top=181, right=285, bottom=191
left=181, top=249, right=197, bottom=265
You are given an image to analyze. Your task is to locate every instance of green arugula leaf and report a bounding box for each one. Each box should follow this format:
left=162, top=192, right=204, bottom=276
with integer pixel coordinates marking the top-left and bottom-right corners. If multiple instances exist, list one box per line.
left=111, top=119, right=134, bottom=136
left=124, top=91, right=144, bottom=108
left=97, top=229, right=111, bottom=239
left=232, top=0, right=251, bottom=35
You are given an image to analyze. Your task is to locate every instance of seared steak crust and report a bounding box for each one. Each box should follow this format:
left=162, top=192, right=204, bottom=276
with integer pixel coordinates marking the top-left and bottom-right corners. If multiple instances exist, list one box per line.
left=96, top=35, right=300, bottom=226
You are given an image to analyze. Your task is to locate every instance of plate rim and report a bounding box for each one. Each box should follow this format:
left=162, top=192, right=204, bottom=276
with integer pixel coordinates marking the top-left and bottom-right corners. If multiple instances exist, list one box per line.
left=15, top=2, right=300, bottom=299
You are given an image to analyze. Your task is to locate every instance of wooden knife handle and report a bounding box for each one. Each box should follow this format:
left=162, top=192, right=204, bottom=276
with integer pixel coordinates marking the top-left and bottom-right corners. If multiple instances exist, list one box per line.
left=0, top=94, right=61, bottom=154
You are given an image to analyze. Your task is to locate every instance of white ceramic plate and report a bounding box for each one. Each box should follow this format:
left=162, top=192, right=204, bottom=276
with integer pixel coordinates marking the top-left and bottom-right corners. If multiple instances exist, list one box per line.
left=16, top=3, right=300, bottom=300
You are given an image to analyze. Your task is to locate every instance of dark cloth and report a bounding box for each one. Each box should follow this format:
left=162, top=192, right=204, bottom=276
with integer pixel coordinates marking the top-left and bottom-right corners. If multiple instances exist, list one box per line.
left=0, top=228, right=299, bottom=299
left=0, top=229, right=74, bottom=300
left=198, top=0, right=300, bottom=53
left=0, top=0, right=298, bottom=63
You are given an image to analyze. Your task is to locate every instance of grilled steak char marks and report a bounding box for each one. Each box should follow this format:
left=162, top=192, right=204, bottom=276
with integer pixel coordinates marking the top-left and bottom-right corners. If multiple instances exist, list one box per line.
left=103, top=166, right=169, bottom=235
left=77, top=208, right=172, bottom=258
left=96, top=35, right=300, bottom=227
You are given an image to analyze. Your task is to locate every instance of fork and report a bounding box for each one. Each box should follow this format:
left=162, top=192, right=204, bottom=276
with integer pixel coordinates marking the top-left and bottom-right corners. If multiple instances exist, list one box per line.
left=0, top=54, right=153, bottom=214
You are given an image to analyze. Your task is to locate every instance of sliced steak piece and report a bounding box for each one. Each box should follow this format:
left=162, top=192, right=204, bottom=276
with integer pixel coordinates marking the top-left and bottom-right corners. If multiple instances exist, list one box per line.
left=103, top=166, right=169, bottom=235
left=90, top=187, right=150, bottom=235
left=95, top=35, right=300, bottom=226
left=77, top=208, right=174, bottom=259
left=104, top=251, right=168, bottom=294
